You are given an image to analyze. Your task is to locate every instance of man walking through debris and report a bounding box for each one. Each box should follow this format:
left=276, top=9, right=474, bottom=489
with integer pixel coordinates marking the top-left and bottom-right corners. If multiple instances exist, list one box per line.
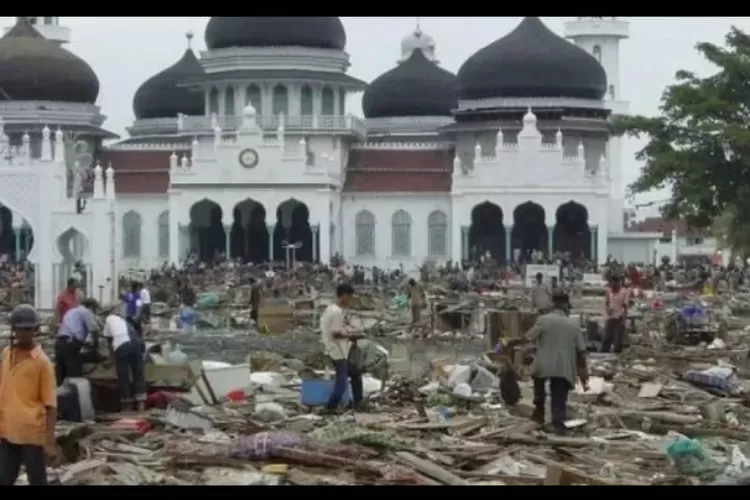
left=530, top=272, right=553, bottom=314
left=0, top=305, right=57, bottom=485
left=526, top=292, right=588, bottom=434
left=320, top=283, right=363, bottom=412
left=56, top=278, right=79, bottom=322
left=408, top=278, right=425, bottom=327
left=249, top=277, right=262, bottom=326
left=601, top=275, right=629, bottom=354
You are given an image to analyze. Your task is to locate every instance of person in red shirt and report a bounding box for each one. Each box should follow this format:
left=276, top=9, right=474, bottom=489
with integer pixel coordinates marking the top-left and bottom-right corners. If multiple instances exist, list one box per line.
left=56, top=278, right=79, bottom=322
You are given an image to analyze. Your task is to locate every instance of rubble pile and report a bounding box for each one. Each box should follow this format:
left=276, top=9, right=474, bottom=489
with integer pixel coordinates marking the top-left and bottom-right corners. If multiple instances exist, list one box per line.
left=10, top=264, right=750, bottom=484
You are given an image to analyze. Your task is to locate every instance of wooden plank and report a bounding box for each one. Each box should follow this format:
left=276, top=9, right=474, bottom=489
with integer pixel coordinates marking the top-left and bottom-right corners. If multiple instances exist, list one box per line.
left=394, top=451, right=468, bottom=485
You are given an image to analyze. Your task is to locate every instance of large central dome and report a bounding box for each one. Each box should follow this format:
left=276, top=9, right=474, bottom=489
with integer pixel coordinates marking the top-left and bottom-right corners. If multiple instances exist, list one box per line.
left=0, top=17, right=99, bottom=103
left=457, top=17, right=607, bottom=101
left=205, top=17, right=346, bottom=51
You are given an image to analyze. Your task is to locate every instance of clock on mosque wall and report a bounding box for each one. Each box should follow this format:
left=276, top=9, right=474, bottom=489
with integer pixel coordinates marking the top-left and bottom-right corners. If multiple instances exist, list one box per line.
left=238, top=148, right=259, bottom=168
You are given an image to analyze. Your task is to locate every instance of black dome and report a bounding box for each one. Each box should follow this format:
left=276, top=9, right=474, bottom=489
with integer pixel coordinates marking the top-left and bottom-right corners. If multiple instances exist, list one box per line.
left=457, top=17, right=607, bottom=100
left=133, top=47, right=204, bottom=120
left=0, top=17, right=99, bottom=103
left=205, top=17, right=346, bottom=51
left=363, top=49, right=457, bottom=119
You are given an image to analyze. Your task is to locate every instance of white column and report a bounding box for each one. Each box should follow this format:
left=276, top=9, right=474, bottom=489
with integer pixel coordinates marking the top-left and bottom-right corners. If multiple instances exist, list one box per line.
left=312, top=84, right=323, bottom=116
left=451, top=198, right=462, bottom=263
left=237, top=84, right=247, bottom=115
left=670, top=229, right=678, bottom=263
left=204, top=89, right=210, bottom=117
left=168, top=193, right=180, bottom=265
left=596, top=220, right=608, bottom=266
left=218, top=86, right=226, bottom=116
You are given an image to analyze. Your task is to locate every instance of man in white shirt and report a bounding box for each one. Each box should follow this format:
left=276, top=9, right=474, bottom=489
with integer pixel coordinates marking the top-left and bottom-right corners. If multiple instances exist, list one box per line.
left=320, top=283, right=363, bottom=411
left=102, top=305, right=146, bottom=411
left=139, top=283, right=152, bottom=324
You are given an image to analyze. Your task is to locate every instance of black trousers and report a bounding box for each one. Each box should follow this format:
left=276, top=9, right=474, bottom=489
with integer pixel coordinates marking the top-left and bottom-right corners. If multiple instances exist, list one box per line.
left=54, top=337, right=83, bottom=387
left=0, top=440, right=47, bottom=485
left=601, top=317, right=626, bottom=353
left=114, top=340, right=147, bottom=408
left=532, top=377, right=571, bottom=427
left=326, top=359, right=364, bottom=410
left=126, top=317, right=143, bottom=340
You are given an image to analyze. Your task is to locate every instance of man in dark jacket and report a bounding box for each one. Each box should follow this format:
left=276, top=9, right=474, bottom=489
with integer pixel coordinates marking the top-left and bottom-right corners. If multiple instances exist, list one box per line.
left=526, top=292, right=589, bottom=434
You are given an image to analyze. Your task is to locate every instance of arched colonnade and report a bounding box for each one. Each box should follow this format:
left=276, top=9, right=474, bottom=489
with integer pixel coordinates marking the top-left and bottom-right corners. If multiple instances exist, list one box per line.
left=461, top=200, right=599, bottom=264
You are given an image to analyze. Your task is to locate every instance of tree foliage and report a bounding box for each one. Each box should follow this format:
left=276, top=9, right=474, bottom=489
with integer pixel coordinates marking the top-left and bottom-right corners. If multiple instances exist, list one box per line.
left=612, top=26, right=750, bottom=246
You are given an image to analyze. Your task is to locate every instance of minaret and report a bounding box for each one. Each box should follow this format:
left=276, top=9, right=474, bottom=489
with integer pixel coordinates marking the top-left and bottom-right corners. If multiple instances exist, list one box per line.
left=4, top=17, right=71, bottom=44
left=564, top=17, right=630, bottom=233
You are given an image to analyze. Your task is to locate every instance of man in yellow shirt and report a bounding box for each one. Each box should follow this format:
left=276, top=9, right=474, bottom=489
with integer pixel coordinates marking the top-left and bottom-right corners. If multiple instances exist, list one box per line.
left=0, top=304, right=57, bottom=485
left=320, top=284, right=363, bottom=411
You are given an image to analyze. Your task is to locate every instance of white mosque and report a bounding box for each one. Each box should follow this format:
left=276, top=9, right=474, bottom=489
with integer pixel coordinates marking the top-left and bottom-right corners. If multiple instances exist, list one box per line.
left=0, top=16, right=659, bottom=308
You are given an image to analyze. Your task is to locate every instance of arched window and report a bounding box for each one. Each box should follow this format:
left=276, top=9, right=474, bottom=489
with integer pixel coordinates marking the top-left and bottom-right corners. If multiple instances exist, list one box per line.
left=427, top=210, right=448, bottom=257
left=355, top=210, right=375, bottom=256
left=245, top=84, right=262, bottom=116
left=208, top=87, right=219, bottom=115
left=272, top=84, right=289, bottom=117
left=158, top=210, right=169, bottom=258
left=321, top=86, right=335, bottom=115
left=391, top=210, right=412, bottom=257
left=224, top=87, right=235, bottom=116
left=592, top=45, right=602, bottom=62
left=122, top=211, right=142, bottom=258
left=300, top=85, right=314, bottom=115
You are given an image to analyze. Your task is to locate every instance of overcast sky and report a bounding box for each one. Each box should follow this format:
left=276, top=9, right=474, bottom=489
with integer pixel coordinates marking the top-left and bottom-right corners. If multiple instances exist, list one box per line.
left=1, top=16, right=745, bottom=206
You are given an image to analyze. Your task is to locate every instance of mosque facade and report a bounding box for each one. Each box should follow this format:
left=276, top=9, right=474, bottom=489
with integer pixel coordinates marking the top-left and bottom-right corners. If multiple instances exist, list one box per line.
left=0, top=16, right=658, bottom=302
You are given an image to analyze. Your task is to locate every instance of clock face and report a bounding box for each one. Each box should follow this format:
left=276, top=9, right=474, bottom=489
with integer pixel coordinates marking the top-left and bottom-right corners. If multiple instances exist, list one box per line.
left=238, top=148, right=259, bottom=168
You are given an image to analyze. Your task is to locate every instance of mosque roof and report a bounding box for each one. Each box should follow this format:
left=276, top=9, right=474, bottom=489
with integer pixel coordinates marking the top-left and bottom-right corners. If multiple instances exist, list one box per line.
left=0, top=17, right=99, bottom=103
left=133, top=37, right=204, bottom=120
left=362, top=49, right=457, bottom=119
left=205, top=17, right=346, bottom=51
left=457, top=17, right=607, bottom=101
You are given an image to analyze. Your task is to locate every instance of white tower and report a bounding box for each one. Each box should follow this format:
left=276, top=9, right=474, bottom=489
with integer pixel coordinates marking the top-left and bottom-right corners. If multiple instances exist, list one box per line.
left=4, top=17, right=71, bottom=44
left=564, top=17, right=629, bottom=233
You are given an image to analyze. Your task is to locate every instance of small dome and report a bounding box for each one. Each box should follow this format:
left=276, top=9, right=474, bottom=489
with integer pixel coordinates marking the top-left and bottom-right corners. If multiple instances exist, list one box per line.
left=457, top=17, right=607, bottom=100
left=133, top=40, right=204, bottom=120
left=399, top=26, right=437, bottom=63
left=205, top=17, right=346, bottom=51
left=363, top=49, right=457, bottom=119
left=0, top=17, right=99, bottom=103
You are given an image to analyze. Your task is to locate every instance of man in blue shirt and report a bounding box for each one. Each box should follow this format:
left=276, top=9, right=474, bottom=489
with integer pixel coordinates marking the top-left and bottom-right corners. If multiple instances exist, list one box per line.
left=123, top=281, right=143, bottom=339
left=54, top=298, right=98, bottom=386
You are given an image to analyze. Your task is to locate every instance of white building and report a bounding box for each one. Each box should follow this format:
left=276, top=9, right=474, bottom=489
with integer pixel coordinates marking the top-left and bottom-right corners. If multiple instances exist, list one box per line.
left=0, top=16, right=659, bottom=307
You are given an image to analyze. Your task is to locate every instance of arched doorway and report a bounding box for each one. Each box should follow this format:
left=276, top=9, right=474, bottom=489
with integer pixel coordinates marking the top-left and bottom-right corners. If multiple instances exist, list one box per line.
left=553, top=201, right=591, bottom=260
left=0, top=207, right=33, bottom=262
left=56, top=227, right=90, bottom=296
left=511, top=202, right=548, bottom=263
left=190, top=199, right=225, bottom=262
left=468, top=202, right=505, bottom=263
left=231, top=198, right=269, bottom=263
left=274, top=199, right=313, bottom=263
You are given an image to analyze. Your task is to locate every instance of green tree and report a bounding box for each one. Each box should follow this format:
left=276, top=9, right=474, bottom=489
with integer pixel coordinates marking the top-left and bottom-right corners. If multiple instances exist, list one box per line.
left=613, top=26, right=750, bottom=251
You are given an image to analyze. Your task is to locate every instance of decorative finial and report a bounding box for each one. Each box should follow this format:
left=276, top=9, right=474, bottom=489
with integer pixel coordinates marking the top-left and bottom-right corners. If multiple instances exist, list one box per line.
left=186, top=30, right=194, bottom=49
left=415, top=17, right=422, bottom=35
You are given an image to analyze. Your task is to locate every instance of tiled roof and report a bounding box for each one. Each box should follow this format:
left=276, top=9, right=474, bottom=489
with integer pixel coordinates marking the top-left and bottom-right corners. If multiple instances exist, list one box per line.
left=343, top=148, right=453, bottom=193
left=628, top=217, right=706, bottom=238
left=96, top=150, right=172, bottom=194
